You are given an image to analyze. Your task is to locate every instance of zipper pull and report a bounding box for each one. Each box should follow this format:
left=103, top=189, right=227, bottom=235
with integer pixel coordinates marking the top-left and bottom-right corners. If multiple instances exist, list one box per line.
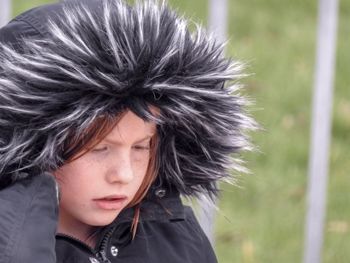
left=96, top=250, right=111, bottom=263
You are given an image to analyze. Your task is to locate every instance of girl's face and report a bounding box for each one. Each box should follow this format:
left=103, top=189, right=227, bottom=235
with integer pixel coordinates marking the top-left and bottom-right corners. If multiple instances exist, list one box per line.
left=54, top=109, right=157, bottom=240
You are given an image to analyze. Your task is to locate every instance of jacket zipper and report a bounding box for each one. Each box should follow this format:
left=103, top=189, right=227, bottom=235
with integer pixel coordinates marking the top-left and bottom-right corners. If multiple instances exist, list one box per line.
left=56, top=233, right=112, bottom=263
left=95, top=225, right=117, bottom=263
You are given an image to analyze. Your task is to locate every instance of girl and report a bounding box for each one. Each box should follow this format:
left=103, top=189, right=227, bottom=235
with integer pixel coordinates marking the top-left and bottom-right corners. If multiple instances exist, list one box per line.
left=0, top=0, right=257, bottom=262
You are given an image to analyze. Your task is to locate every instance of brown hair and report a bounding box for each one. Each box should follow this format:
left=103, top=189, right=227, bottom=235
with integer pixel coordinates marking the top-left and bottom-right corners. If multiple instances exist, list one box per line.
left=61, top=110, right=159, bottom=239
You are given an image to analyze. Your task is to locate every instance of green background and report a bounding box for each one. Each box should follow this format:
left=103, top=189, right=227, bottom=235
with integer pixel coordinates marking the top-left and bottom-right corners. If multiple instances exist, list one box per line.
left=9, top=0, right=350, bottom=262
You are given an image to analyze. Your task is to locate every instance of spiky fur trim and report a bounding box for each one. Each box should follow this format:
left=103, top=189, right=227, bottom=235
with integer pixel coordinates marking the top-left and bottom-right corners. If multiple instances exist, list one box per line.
left=0, top=0, right=257, bottom=198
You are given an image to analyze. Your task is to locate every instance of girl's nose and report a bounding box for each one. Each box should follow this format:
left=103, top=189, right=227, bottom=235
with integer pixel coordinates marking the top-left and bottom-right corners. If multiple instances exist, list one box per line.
left=105, top=153, right=134, bottom=184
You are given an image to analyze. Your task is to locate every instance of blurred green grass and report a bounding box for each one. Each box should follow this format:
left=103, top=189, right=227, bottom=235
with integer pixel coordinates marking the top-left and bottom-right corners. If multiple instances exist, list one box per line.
left=11, top=0, right=350, bottom=262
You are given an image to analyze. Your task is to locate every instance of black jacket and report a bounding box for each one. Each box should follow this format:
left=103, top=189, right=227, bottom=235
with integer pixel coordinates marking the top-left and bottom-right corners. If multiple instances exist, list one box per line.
left=57, top=185, right=217, bottom=263
left=0, top=173, right=216, bottom=263
left=0, top=0, right=256, bottom=262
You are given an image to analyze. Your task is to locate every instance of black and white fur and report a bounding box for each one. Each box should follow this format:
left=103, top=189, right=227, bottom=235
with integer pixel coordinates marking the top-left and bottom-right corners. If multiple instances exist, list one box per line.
left=0, top=0, right=257, bottom=199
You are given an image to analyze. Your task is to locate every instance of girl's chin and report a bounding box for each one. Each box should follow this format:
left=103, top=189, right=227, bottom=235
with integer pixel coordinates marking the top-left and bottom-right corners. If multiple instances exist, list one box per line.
left=86, top=213, right=120, bottom=227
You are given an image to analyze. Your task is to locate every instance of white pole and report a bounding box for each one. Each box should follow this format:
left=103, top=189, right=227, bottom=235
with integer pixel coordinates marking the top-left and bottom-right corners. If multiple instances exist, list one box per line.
left=208, top=0, right=227, bottom=43
left=198, top=0, right=228, bottom=245
left=0, top=0, right=12, bottom=28
left=304, top=0, right=338, bottom=262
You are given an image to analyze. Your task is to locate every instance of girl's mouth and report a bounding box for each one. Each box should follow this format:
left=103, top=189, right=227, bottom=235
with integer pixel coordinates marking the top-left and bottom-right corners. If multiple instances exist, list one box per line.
left=93, top=196, right=127, bottom=210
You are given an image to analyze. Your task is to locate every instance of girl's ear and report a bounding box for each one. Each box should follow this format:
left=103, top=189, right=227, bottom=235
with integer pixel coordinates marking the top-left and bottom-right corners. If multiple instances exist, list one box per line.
left=52, top=170, right=62, bottom=181
left=52, top=171, right=58, bottom=178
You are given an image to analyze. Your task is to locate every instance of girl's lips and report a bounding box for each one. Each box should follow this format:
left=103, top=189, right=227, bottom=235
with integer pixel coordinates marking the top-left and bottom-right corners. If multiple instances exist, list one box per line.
left=93, top=196, right=127, bottom=210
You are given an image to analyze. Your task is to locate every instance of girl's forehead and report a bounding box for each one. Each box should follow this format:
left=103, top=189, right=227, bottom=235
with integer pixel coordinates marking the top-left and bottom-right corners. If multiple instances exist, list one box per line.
left=105, top=110, right=157, bottom=143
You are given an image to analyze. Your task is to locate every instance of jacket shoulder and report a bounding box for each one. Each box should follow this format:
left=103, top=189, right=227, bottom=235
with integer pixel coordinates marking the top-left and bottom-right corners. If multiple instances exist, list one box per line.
left=106, top=205, right=218, bottom=263
left=182, top=206, right=218, bottom=263
left=0, top=173, right=58, bottom=263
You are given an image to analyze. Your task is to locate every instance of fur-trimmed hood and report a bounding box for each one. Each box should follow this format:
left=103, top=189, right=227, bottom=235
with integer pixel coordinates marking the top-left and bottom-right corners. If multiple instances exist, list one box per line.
left=0, top=0, right=257, bottom=198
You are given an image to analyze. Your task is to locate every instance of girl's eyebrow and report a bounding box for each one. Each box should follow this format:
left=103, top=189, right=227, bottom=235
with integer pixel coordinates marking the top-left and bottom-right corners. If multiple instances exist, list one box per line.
left=104, top=135, right=153, bottom=145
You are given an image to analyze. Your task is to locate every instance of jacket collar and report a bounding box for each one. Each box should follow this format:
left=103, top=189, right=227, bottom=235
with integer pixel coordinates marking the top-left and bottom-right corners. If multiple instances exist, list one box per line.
left=93, top=184, right=185, bottom=251
left=114, top=183, right=185, bottom=224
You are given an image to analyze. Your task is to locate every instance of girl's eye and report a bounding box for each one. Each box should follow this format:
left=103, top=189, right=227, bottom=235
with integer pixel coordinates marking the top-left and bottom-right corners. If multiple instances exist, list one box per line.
left=92, top=146, right=108, bottom=152
left=133, top=145, right=151, bottom=151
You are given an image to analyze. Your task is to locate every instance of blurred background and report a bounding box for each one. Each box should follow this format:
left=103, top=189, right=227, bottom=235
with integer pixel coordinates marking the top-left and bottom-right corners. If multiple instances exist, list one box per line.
left=5, top=0, right=350, bottom=262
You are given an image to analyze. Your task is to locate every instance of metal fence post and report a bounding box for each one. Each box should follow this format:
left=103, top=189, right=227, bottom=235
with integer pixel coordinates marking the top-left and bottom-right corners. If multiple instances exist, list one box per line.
left=0, top=0, right=12, bottom=28
left=208, top=0, right=227, bottom=44
left=198, top=0, right=228, bottom=246
left=303, top=0, right=339, bottom=262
